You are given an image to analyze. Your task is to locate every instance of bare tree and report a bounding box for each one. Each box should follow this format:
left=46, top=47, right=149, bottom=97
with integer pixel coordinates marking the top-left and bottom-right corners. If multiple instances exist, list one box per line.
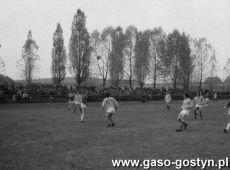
left=161, top=29, right=182, bottom=89
left=148, top=27, right=165, bottom=89
left=223, top=58, right=230, bottom=91
left=207, top=50, right=220, bottom=91
left=0, top=44, right=5, bottom=75
left=90, top=27, right=113, bottom=87
left=0, top=58, right=5, bottom=75
left=17, top=30, right=39, bottom=86
left=134, top=30, right=150, bottom=88
left=223, top=58, right=230, bottom=77
left=190, top=37, right=212, bottom=90
left=124, top=25, right=137, bottom=89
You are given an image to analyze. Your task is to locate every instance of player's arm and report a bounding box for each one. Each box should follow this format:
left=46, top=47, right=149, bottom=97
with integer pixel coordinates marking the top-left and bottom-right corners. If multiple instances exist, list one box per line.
left=192, top=97, right=196, bottom=104
left=184, top=100, right=193, bottom=110
left=114, top=99, right=118, bottom=110
left=188, top=100, right=194, bottom=108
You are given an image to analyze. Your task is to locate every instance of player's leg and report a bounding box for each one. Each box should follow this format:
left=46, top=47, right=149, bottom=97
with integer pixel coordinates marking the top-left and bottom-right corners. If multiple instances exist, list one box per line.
left=105, top=112, right=112, bottom=127
left=67, top=100, right=72, bottom=110
left=80, top=103, right=86, bottom=122
left=109, top=113, right=115, bottom=127
left=177, top=112, right=184, bottom=131
left=199, top=107, right=203, bottom=120
left=73, top=103, right=76, bottom=113
left=180, top=113, right=188, bottom=130
left=73, top=101, right=78, bottom=113
left=177, top=111, right=188, bottom=132
left=224, top=115, right=230, bottom=133
left=80, top=108, right=85, bottom=122
left=225, top=122, right=230, bottom=133
left=167, top=102, right=170, bottom=110
left=181, top=115, right=188, bottom=130
left=194, top=107, right=198, bottom=120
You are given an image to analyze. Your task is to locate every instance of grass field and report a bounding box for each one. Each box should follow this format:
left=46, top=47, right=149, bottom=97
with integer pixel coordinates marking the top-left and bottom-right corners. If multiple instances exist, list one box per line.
left=0, top=100, right=230, bottom=170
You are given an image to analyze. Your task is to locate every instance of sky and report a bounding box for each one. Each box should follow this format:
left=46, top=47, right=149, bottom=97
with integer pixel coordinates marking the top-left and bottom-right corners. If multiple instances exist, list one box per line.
left=0, top=0, right=230, bottom=80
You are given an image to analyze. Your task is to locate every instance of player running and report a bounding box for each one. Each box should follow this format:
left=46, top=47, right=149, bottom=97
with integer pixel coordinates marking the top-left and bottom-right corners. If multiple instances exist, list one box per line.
left=193, top=92, right=206, bottom=120
left=73, top=89, right=87, bottom=122
left=101, top=92, right=118, bottom=127
left=80, top=91, right=87, bottom=123
left=176, top=93, right=193, bottom=132
left=74, top=89, right=82, bottom=113
left=213, top=92, right=218, bottom=102
left=204, top=93, right=210, bottom=107
left=164, top=91, right=172, bottom=110
left=224, top=101, right=230, bottom=134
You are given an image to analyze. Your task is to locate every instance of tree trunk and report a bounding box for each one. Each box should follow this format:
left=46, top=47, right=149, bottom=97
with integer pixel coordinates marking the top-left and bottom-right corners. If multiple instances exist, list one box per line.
left=129, top=76, right=133, bottom=90
left=153, top=67, right=157, bottom=89
left=76, top=75, right=81, bottom=87
left=140, top=81, right=144, bottom=89
left=199, top=73, right=202, bottom=91
left=173, top=78, right=177, bottom=90
left=187, top=73, right=190, bottom=92
left=173, top=56, right=178, bottom=89
left=103, top=78, right=106, bottom=87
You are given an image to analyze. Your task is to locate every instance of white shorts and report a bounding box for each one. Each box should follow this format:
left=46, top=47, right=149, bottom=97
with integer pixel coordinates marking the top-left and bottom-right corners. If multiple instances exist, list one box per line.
left=106, top=107, right=116, bottom=114
left=81, top=103, right=87, bottom=109
left=178, top=109, right=190, bottom=120
left=75, top=101, right=81, bottom=105
left=166, top=100, right=171, bottom=103
left=195, top=104, right=203, bottom=109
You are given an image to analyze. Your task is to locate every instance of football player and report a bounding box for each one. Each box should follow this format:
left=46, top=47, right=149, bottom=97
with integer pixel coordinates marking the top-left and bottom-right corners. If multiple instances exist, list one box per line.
left=101, top=92, right=118, bottom=127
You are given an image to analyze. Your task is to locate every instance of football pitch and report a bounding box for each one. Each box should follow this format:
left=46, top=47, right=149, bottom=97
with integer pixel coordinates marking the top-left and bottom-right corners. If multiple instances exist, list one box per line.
left=0, top=100, right=230, bottom=170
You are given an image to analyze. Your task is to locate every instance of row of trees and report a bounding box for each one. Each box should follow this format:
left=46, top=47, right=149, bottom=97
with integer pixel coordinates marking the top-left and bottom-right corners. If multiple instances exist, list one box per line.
left=0, top=44, right=6, bottom=75
left=16, top=9, right=226, bottom=91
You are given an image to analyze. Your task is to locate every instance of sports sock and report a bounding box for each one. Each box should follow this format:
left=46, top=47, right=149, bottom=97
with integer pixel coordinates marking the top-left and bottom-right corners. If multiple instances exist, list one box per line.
left=80, top=109, right=85, bottom=121
left=194, top=111, right=197, bottom=119
left=200, top=111, right=202, bottom=119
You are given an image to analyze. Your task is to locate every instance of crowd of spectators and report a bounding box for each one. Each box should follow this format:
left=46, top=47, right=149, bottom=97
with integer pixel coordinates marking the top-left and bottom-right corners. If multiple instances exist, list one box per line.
left=0, top=83, right=228, bottom=103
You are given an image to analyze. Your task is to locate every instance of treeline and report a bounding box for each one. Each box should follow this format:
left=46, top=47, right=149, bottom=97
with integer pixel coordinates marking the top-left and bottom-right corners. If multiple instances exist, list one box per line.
left=16, top=9, right=223, bottom=92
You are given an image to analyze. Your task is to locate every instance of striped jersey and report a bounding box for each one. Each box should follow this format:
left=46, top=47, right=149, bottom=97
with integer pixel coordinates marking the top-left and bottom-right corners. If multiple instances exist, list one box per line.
left=193, top=96, right=206, bottom=105
left=102, top=97, right=118, bottom=111
left=74, top=94, right=82, bottom=103
left=165, top=94, right=171, bottom=102
left=181, top=98, right=193, bottom=110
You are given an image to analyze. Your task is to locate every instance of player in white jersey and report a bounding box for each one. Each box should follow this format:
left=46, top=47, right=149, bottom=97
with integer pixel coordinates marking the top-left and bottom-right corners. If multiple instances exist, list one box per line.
left=204, top=93, right=210, bottom=107
left=164, top=91, right=172, bottom=110
left=213, top=92, right=218, bottom=102
left=79, top=92, right=87, bottom=122
left=101, top=92, right=118, bottom=127
left=224, top=101, right=230, bottom=134
left=73, top=89, right=88, bottom=122
left=193, top=92, right=206, bottom=120
left=176, top=93, right=193, bottom=132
